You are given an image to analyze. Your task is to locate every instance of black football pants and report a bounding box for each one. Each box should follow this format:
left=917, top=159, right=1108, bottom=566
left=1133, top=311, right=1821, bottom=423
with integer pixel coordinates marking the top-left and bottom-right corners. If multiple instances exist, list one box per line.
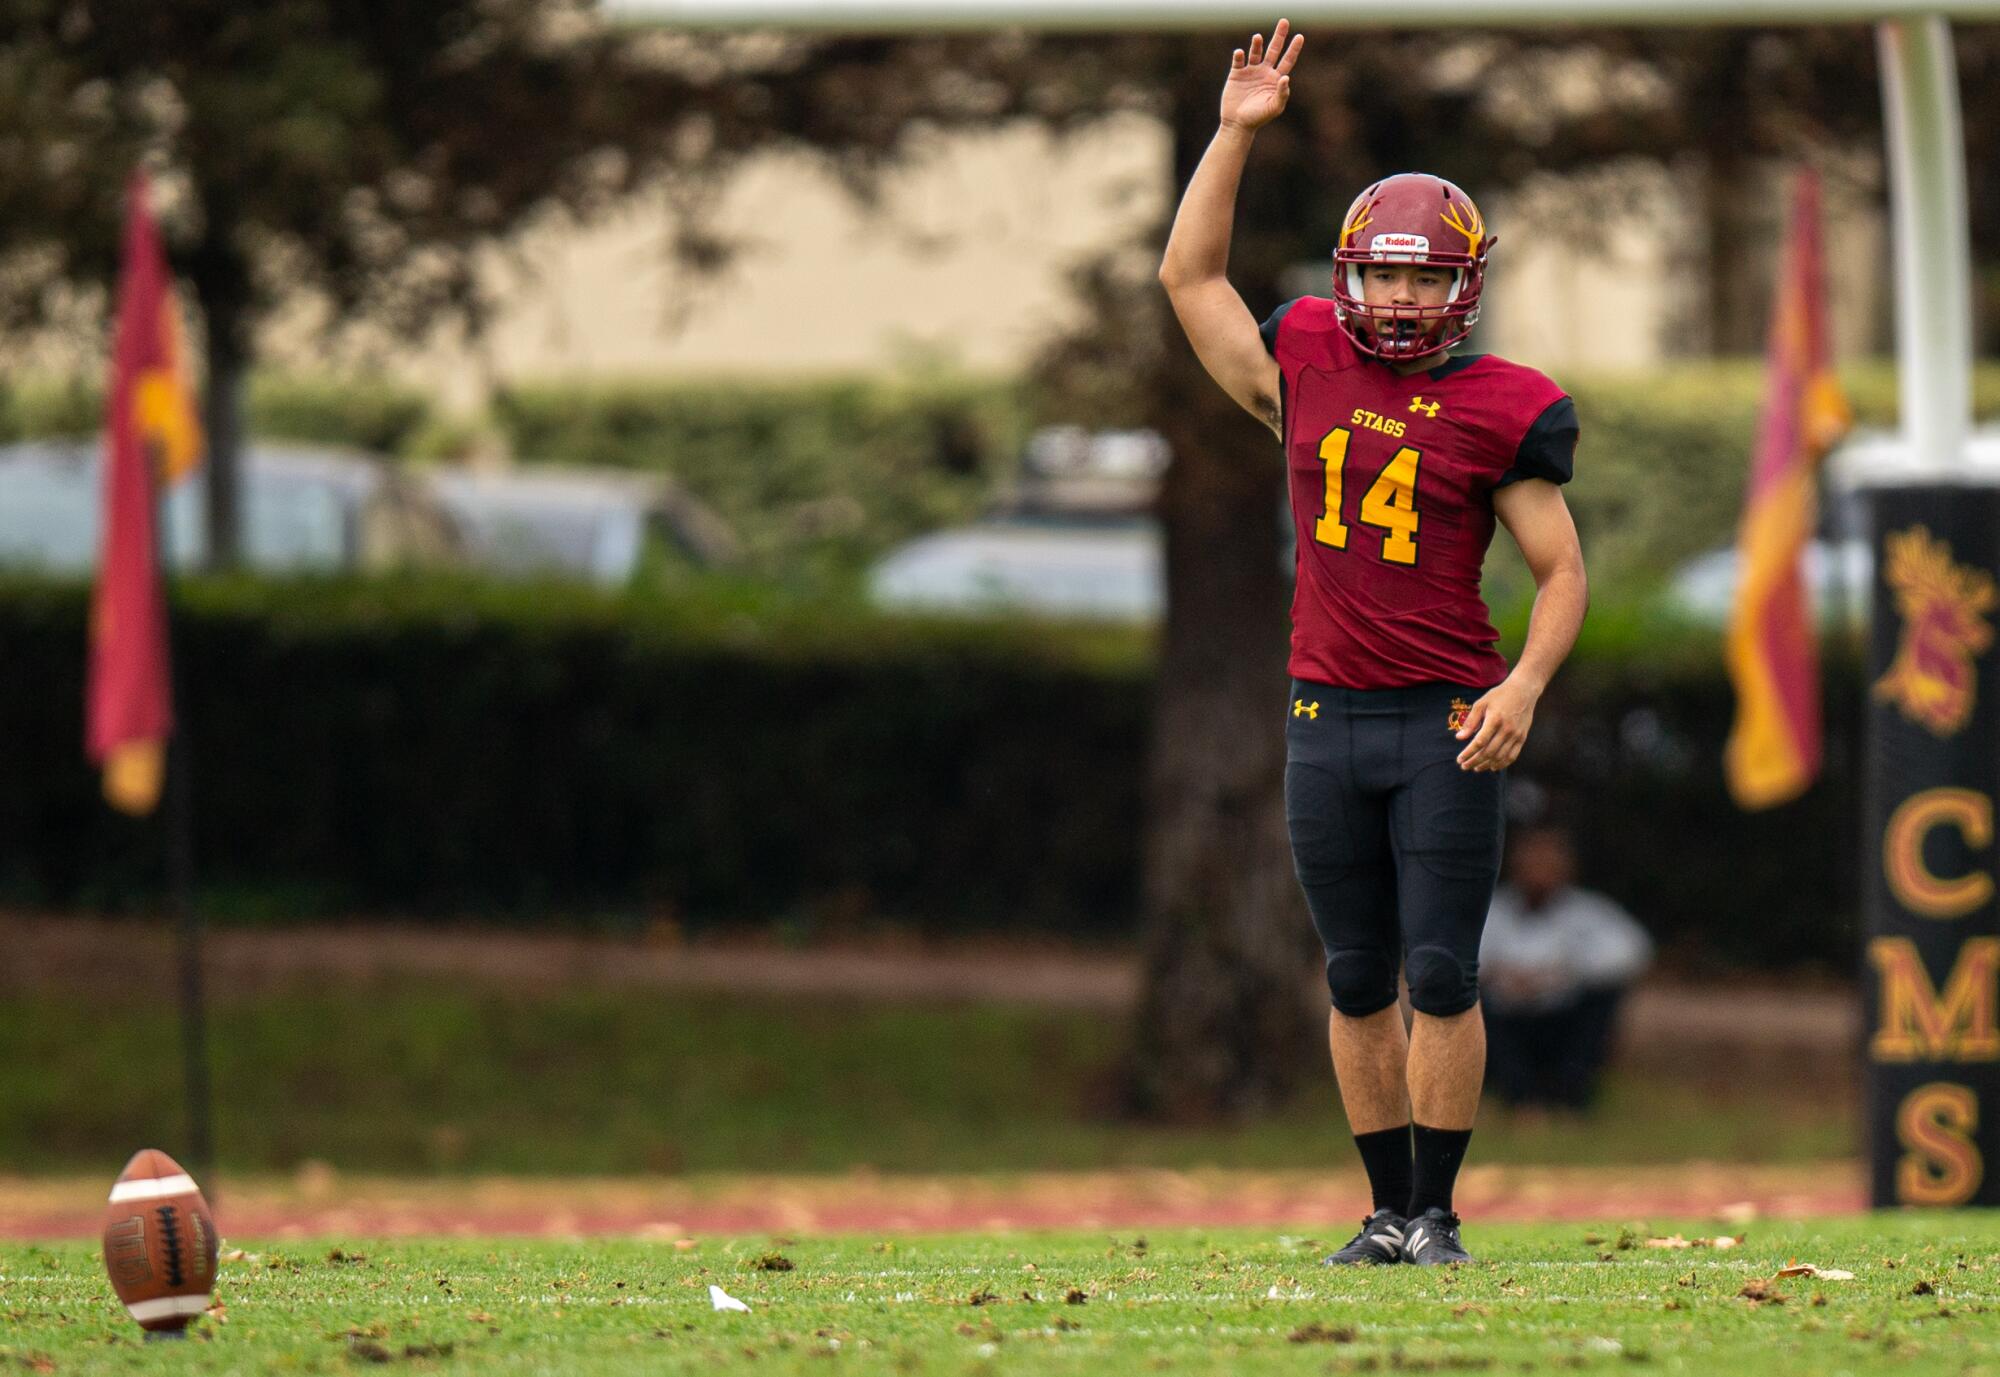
left=1284, top=678, right=1505, bottom=1018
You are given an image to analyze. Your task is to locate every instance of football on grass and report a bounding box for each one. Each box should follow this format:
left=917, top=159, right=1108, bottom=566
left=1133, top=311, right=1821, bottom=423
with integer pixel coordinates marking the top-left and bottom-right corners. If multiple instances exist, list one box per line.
left=100, top=1149, right=219, bottom=1332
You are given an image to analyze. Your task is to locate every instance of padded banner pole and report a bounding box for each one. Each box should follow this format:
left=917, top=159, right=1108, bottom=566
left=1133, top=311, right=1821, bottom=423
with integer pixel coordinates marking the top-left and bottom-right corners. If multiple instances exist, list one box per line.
left=1862, top=16, right=1992, bottom=1210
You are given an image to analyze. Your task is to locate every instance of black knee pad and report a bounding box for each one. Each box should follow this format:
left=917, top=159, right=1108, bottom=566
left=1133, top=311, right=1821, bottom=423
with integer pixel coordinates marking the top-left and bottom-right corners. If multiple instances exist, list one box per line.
left=1325, top=947, right=1400, bottom=1017
left=1405, top=943, right=1479, bottom=1017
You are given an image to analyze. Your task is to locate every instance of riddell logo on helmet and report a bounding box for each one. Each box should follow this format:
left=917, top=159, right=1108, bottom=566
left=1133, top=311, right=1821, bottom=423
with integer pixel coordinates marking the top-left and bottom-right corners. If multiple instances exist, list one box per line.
left=1370, top=233, right=1429, bottom=255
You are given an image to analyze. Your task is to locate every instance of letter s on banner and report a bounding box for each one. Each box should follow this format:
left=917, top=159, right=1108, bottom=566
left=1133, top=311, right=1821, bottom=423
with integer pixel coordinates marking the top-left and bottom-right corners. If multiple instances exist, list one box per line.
left=1897, top=1082, right=1983, bottom=1205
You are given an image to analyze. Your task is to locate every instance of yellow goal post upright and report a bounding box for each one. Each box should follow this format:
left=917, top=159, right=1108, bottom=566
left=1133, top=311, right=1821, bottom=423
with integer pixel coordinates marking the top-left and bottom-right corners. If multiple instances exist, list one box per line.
left=608, top=0, right=2000, bottom=1208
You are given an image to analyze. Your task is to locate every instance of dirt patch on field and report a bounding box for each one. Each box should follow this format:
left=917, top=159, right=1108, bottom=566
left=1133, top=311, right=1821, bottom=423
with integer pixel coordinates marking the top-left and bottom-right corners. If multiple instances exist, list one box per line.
left=1, top=1162, right=1862, bottom=1242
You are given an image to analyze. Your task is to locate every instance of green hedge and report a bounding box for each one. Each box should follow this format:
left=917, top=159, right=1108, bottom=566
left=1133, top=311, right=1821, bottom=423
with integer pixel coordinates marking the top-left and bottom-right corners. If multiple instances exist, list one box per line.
left=11, top=361, right=1997, bottom=596
left=491, top=376, right=1026, bottom=584
left=0, top=374, right=435, bottom=455
left=0, top=575, right=1858, bottom=971
left=490, top=363, right=2000, bottom=595
left=1, top=576, right=1149, bottom=934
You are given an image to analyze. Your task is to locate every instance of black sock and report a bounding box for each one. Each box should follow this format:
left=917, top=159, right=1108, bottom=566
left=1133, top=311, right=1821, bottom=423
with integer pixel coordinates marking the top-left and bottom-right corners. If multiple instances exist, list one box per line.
left=1352, top=1124, right=1414, bottom=1214
left=1409, top=1123, right=1473, bottom=1216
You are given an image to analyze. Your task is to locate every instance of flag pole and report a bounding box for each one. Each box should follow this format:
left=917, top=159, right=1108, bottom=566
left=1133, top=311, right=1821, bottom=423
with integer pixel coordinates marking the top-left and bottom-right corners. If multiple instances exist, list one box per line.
left=153, top=492, right=214, bottom=1186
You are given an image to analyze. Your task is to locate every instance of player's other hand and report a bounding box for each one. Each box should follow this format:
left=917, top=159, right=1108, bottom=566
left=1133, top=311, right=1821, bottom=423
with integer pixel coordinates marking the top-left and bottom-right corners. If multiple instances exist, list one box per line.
left=1220, top=19, right=1303, bottom=133
left=1455, top=676, right=1540, bottom=772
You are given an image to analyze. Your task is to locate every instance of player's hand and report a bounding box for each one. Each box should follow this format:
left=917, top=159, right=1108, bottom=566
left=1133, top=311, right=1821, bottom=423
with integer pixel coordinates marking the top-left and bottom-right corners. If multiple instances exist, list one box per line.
left=1455, top=676, right=1540, bottom=772
left=1220, top=19, right=1303, bottom=133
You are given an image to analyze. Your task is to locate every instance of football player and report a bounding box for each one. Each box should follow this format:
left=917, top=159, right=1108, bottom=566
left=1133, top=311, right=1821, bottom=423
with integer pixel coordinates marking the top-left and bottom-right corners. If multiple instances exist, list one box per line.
left=1157, top=18, right=1589, bottom=1266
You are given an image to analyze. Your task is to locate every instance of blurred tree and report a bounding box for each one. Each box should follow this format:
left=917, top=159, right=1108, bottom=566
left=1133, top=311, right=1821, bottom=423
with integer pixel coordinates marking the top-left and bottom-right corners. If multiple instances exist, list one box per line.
left=0, top=4, right=1126, bottom=566
left=0, top=0, right=684, bottom=564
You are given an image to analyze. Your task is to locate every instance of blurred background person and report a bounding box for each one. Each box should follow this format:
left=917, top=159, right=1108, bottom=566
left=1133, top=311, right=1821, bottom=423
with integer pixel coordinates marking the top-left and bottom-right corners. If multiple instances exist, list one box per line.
left=1480, top=821, right=1653, bottom=1117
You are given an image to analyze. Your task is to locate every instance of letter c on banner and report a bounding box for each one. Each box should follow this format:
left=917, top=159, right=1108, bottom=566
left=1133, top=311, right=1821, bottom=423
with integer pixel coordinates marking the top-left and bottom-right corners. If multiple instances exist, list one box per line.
left=1885, top=788, right=1995, bottom=919
left=1896, top=1082, right=1983, bottom=1206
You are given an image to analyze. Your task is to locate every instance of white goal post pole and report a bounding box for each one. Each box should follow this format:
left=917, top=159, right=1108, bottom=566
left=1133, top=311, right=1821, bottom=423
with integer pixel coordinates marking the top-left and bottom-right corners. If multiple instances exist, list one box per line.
left=1878, top=15, right=1973, bottom=469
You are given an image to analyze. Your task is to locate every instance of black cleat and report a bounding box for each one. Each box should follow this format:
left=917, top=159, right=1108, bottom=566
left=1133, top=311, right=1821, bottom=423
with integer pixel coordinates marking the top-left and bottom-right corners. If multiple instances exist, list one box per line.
left=1401, top=1208, right=1473, bottom=1265
left=1323, top=1208, right=1407, bottom=1265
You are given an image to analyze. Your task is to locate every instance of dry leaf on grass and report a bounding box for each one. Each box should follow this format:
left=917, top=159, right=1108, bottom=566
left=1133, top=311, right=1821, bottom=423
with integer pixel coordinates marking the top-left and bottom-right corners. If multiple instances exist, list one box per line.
left=1288, top=1322, right=1356, bottom=1344
left=1776, top=1262, right=1856, bottom=1281
left=1644, top=1234, right=1741, bottom=1250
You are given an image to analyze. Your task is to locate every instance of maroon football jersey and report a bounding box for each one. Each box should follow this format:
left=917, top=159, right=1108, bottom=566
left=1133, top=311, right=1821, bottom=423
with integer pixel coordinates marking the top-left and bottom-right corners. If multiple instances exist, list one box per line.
left=1262, top=297, right=1578, bottom=691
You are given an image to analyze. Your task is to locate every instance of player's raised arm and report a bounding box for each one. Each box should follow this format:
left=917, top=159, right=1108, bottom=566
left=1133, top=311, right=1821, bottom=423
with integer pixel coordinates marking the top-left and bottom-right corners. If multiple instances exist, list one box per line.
left=1157, top=19, right=1303, bottom=441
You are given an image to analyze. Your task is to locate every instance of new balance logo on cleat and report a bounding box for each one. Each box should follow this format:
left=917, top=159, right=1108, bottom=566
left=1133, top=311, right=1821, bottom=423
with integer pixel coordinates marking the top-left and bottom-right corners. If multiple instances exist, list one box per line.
left=1402, top=1208, right=1473, bottom=1265
left=1323, top=1208, right=1406, bottom=1266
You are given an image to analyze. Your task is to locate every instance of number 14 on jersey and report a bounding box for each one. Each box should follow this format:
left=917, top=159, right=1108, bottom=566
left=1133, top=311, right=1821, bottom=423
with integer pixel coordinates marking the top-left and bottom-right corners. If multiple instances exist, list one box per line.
left=1314, top=427, right=1422, bottom=566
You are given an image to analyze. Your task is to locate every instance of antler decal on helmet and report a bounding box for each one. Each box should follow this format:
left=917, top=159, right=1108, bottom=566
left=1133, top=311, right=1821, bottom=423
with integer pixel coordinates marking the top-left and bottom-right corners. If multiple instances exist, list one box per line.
left=1340, top=204, right=1375, bottom=248
left=1440, top=200, right=1485, bottom=257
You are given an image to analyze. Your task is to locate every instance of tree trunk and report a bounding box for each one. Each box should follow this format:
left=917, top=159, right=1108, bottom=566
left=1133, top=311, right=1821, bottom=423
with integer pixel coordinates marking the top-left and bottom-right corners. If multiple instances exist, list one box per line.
left=1127, top=68, right=1321, bottom=1119
left=1698, top=37, right=1769, bottom=357
left=1704, top=145, right=1768, bottom=356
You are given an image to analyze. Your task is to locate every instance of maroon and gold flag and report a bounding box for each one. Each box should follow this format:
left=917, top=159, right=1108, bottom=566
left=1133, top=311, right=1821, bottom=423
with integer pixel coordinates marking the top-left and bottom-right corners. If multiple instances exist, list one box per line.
left=1723, top=170, right=1852, bottom=810
left=86, top=171, right=204, bottom=815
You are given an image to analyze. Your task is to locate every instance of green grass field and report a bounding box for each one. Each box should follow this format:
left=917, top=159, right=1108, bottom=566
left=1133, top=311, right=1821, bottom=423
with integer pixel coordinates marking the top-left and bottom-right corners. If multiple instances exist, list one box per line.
left=0, top=984, right=1851, bottom=1178
left=6, top=1218, right=1999, bottom=1374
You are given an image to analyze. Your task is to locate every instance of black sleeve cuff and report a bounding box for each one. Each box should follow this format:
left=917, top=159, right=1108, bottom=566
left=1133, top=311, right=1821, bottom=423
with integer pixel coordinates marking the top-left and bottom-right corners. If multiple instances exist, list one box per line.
left=1260, top=298, right=1301, bottom=358
left=1497, top=395, right=1578, bottom=488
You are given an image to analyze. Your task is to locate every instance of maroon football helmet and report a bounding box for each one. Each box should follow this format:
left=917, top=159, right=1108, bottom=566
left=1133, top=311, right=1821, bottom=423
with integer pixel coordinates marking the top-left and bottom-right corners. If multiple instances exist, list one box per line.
left=1331, top=173, right=1494, bottom=361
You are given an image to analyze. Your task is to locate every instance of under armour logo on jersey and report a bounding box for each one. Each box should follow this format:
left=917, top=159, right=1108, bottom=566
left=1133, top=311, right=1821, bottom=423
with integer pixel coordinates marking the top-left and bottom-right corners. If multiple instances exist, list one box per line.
left=1293, top=699, right=1320, bottom=720
left=1409, top=396, right=1441, bottom=418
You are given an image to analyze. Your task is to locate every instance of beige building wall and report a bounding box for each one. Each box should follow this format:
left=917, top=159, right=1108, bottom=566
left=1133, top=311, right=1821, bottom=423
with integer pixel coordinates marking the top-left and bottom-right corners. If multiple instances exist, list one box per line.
left=6, top=120, right=1885, bottom=400
left=261, top=115, right=1173, bottom=410
left=1482, top=159, right=1883, bottom=369
left=299, top=133, right=1879, bottom=406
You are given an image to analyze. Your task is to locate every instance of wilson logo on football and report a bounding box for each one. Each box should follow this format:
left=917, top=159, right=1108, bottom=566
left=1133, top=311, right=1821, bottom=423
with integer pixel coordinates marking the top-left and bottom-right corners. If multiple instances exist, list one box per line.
left=1873, top=525, right=1996, bottom=738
